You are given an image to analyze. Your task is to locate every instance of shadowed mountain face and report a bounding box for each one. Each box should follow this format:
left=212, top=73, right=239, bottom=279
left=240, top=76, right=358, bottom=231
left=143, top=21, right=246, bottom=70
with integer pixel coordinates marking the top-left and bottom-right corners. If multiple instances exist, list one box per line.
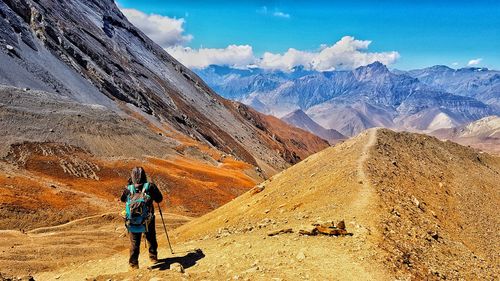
left=0, top=0, right=328, bottom=173
left=195, top=63, right=499, bottom=136
left=406, top=65, right=500, bottom=107
left=281, top=109, right=345, bottom=143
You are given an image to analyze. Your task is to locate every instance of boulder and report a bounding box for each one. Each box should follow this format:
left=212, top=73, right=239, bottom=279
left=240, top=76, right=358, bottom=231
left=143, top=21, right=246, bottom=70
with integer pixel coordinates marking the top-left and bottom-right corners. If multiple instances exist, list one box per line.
left=250, top=184, right=265, bottom=195
left=296, top=251, right=306, bottom=261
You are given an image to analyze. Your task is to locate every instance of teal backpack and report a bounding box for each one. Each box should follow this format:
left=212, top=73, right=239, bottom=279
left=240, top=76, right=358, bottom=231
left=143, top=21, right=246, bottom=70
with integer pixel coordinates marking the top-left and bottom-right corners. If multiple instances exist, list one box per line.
left=125, top=183, right=152, bottom=233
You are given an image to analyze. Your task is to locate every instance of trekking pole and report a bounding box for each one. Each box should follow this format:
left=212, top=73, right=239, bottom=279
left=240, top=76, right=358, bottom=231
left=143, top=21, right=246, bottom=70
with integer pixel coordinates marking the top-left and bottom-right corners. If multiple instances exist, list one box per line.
left=157, top=202, right=174, bottom=254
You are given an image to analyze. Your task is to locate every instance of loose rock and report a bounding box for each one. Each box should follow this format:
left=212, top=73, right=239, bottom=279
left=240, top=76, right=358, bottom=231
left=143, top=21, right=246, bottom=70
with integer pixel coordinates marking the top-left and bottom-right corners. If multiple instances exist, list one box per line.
left=267, top=228, right=293, bottom=236
left=170, top=262, right=185, bottom=273
left=296, top=251, right=306, bottom=261
left=298, top=225, right=317, bottom=235
left=337, top=220, right=346, bottom=230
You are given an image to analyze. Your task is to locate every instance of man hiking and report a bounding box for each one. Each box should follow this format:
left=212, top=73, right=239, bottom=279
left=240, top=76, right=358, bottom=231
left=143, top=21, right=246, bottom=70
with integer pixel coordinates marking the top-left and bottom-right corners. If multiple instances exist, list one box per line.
left=120, top=167, right=163, bottom=269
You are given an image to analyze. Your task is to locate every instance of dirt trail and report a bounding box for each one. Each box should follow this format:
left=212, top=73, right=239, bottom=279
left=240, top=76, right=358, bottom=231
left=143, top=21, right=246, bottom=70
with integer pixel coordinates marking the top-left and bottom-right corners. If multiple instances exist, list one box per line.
left=352, top=128, right=378, bottom=224
left=27, top=213, right=118, bottom=235
left=31, top=211, right=192, bottom=281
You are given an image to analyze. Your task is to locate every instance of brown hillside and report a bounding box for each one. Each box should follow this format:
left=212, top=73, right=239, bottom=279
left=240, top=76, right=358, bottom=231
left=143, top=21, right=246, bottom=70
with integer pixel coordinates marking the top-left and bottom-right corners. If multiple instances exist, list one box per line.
left=0, top=0, right=329, bottom=173
left=430, top=115, right=500, bottom=156
left=368, top=129, right=499, bottom=280
left=0, top=85, right=326, bottom=231
left=0, top=88, right=259, bottom=230
left=4, top=129, right=499, bottom=280
left=164, top=128, right=498, bottom=280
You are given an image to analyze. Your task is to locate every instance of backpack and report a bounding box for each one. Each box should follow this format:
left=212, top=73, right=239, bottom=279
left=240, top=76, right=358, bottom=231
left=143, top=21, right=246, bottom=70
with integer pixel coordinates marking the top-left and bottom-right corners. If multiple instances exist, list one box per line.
left=125, top=182, right=152, bottom=233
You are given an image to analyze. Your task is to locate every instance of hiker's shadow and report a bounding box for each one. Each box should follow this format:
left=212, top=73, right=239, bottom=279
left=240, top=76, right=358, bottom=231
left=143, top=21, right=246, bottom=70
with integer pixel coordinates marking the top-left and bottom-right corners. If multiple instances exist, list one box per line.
left=151, top=248, right=205, bottom=271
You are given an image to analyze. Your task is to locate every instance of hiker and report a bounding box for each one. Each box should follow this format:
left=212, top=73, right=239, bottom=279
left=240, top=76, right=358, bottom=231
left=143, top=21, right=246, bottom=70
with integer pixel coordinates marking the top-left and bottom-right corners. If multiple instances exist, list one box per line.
left=120, top=167, right=163, bottom=269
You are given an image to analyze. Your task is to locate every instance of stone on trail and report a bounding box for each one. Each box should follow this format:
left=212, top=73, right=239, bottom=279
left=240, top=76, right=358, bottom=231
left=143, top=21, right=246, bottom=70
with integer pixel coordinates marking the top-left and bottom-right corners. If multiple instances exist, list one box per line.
left=251, top=184, right=265, bottom=195
left=337, top=220, right=346, bottom=230
left=298, top=225, right=317, bottom=235
left=267, top=228, right=293, bottom=236
left=296, top=251, right=306, bottom=261
left=170, top=262, right=185, bottom=273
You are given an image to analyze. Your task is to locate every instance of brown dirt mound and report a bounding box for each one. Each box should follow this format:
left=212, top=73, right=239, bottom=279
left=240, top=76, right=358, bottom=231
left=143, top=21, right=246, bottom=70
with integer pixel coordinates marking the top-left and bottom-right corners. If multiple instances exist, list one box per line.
left=368, top=129, right=500, bottom=280
left=163, top=128, right=498, bottom=280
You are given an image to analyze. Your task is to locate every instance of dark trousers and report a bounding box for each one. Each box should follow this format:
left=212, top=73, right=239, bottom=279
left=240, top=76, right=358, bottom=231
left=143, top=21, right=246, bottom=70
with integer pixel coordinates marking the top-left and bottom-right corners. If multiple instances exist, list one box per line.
left=129, top=217, right=158, bottom=266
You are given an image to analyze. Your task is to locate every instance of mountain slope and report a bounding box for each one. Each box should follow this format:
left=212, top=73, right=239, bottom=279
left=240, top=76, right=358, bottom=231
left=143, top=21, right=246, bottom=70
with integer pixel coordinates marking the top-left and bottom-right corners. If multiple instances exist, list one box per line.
left=166, top=129, right=499, bottom=280
left=4, top=129, right=499, bottom=280
left=281, top=109, right=346, bottom=143
left=0, top=0, right=329, bottom=235
left=0, top=0, right=328, bottom=174
left=407, top=65, right=500, bottom=106
left=0, top=85, right=262, bottom=229
left=430, top=115, right=500, bottom=155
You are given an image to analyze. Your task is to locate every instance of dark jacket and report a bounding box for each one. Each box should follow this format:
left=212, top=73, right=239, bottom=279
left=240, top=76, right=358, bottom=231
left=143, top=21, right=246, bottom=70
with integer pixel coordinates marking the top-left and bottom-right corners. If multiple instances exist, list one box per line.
left=120, top=182, right=163, bottom=212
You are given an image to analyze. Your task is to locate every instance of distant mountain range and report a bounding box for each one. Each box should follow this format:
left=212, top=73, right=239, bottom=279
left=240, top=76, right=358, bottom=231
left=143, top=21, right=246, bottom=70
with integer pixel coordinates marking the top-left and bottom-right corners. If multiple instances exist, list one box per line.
left=430, top=115, right=500, bottom=155
left=195, top=63, right=500, bottom=137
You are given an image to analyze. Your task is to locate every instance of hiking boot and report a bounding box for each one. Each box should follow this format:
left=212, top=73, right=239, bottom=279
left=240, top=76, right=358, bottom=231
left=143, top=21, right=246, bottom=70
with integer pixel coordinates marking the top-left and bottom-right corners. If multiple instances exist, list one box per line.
left=129, top=263, right=139, bottom=270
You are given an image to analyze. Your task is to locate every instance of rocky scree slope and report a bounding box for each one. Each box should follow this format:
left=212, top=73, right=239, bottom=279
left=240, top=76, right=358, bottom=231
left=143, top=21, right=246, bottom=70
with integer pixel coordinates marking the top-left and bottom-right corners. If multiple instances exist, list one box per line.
left=169, top=129, right=499, bottom=280
left=0, top=85, right=256, bottom=230
left=0, top=0, right=328, bottom=173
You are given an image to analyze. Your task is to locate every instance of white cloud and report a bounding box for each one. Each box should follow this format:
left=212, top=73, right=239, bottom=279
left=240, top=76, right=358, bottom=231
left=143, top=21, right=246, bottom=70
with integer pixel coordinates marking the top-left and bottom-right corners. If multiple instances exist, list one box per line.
left=120, top=11, right=398, bottom=72
left=258, top=6, right=291, bottom=18
left=165, top=45, right=255, bottom=69
left=121, top=8, right=193, bottom=47
left=259, top=48, right=314, bottom=70
left=166, top=36, right=398, bottom=71
left=467, top=58, right=482, bottom=66
left=258, top=36, right=399, bottom=71
left=273, top=11, right=291, bottom=18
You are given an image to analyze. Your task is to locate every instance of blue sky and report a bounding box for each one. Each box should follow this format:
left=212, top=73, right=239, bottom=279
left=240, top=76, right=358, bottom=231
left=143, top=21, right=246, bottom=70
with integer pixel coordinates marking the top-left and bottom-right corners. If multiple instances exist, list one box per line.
left=117, top=0, right=500, bottom=70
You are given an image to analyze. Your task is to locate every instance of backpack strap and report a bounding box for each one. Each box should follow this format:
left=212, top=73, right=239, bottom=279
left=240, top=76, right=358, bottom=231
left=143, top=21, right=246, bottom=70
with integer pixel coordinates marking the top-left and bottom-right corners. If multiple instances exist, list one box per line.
left=127, top=185, right=136, bottom=194
left=128, top=183, right=149, bottom=196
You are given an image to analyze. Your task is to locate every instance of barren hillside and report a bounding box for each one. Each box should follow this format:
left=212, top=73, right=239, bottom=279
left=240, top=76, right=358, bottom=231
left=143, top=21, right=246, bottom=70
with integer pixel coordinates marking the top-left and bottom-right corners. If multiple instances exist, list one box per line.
left=12, top=129, right=497, bottom=280
left=0, top=85, right=259, bottom=230
left=0, top=0, right=328, bottom=235
left=0, top=0, right=329, bottom=175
